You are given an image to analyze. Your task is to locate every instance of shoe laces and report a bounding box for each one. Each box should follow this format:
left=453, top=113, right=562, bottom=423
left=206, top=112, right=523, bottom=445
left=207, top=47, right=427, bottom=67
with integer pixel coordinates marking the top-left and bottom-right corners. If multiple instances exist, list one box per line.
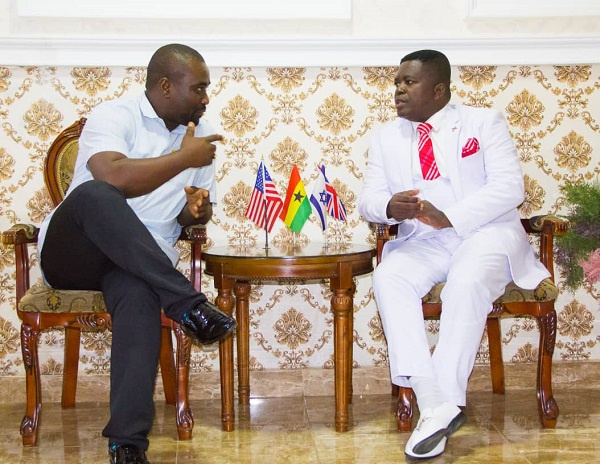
left=120, top=448, right=141, bottom=464
left=414, top=413, right=433, bottom=432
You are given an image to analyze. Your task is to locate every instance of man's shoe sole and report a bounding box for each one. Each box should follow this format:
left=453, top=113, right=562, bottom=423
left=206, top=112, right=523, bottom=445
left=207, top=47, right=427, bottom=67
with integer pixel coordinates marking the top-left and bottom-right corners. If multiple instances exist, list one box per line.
left=411, top=410, right=467, bottom=456
left=405, top=437, right=447, bottom=460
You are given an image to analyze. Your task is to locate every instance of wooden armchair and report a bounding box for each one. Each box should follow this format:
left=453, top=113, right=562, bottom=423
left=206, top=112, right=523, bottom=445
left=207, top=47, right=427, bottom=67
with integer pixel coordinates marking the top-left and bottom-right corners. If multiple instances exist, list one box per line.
left=374, top=215, right=568, bottom=431
left=2, top=118, right=205, bottom=446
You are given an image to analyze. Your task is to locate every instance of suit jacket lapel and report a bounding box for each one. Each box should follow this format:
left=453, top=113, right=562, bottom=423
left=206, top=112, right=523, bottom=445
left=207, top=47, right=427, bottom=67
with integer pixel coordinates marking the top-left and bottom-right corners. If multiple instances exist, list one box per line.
left=394, top=119, right=415, bottom=190
left=443, top=106, right=464, bottom=200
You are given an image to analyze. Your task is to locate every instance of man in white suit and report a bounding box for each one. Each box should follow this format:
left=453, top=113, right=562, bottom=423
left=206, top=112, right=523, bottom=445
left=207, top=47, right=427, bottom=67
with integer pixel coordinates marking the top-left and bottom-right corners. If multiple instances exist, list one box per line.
left=358, top=49, right=550, bottom=459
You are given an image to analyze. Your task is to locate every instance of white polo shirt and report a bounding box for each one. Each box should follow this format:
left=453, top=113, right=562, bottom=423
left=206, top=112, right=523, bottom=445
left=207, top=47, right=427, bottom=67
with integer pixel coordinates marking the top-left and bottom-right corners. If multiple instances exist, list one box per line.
left=39, top=92, right=217, bottom=267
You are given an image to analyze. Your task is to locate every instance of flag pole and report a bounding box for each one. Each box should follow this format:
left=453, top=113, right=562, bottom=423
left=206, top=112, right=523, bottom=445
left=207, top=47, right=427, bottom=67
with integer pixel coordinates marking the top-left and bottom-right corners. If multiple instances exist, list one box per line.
left=316, top=162, right=328, bottom=250
left=263, top=194, right=269, bottom=249
left=322, top=162, right=328, bottom=250
left=262, top=160, right=269, bottom=250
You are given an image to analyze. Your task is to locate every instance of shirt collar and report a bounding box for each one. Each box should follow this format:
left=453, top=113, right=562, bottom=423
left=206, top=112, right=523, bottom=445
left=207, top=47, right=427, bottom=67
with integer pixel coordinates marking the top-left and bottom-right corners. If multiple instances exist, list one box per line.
left=140, top=92, right=188, bottom=134
left=412, top=103, right=451, bottom=134
left=140, top=92, right=160, bottom=120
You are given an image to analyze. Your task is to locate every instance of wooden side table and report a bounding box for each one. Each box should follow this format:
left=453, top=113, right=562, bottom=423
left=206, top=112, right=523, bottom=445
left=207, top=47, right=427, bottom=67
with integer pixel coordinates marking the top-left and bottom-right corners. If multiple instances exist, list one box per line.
left=203, top=243, right=374, bottom=432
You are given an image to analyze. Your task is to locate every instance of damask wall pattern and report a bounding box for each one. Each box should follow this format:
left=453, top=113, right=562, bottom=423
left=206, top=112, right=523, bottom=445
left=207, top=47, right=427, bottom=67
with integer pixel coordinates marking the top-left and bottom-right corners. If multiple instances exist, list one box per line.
left=0, top=63, right=598, bottom=382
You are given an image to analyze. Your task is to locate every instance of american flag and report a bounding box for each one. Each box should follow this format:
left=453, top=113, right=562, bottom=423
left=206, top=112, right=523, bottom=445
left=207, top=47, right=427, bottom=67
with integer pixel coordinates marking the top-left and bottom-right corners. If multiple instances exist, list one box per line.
left=322, top=165, right=347, bottom=222
left=245, top=161, right=283, bottom=232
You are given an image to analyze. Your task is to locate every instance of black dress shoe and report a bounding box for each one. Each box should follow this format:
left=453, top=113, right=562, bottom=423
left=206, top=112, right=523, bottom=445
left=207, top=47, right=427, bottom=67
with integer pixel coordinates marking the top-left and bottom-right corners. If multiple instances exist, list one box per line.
left=181, top=300, right=237, bottom=345
left=109, top=444, right=150, bottom=464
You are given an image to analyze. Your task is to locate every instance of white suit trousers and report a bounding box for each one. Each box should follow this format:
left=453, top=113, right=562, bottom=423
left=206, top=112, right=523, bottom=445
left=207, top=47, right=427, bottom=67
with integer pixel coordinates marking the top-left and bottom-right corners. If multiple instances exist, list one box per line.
left=373, top=230, right=513, bottom=406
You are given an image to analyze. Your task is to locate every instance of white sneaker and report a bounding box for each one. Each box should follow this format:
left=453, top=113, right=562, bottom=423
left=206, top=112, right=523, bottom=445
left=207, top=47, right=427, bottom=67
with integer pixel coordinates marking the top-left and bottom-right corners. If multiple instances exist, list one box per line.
left=404, top=402, right=466, bottom=459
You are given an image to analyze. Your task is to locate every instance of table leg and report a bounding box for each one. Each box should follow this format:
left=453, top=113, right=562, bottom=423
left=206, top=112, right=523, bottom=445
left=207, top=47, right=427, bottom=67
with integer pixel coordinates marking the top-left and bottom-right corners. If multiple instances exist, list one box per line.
left=348, top=280, right=357, bottom=405
left=215, top=273, right=236, bottom=432
left=331, top=262, right=354, bottom=433
left=234, top=281, right=251, bottom=405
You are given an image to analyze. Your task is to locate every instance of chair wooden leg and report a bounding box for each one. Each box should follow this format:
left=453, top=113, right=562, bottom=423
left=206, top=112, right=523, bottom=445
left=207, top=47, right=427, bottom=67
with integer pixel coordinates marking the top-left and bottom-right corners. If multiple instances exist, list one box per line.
left=174, top=323, right=193, bottom=440
left=537, top=308, right=559, bottom=428
left=20, top=323, right=41, bottom=446
left=391, top=384, right=399, bottom=397
left=62, top=327, right=81, bottom=408
left=486, top=317, right=505, bottom=394
left=395, top=387, right=415, bottom=432
left=159, top=326, right=176, bottom=406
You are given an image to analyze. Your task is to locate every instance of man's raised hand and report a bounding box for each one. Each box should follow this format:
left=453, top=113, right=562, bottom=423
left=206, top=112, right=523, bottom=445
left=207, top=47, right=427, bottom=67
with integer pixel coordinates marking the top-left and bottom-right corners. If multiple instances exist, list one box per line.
left=181, top=122, right=223, bottom=168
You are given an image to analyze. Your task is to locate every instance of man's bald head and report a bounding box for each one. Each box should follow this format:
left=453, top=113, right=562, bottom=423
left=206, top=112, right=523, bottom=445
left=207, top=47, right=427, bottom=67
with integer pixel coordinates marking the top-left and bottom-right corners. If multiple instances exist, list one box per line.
left=146, top=44, right=205, bottom=90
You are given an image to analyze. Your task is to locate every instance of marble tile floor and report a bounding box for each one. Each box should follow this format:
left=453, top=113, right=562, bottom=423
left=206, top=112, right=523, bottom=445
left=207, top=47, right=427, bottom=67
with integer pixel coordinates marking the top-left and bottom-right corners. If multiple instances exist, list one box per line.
left=1, top=388, right=600, bottom=464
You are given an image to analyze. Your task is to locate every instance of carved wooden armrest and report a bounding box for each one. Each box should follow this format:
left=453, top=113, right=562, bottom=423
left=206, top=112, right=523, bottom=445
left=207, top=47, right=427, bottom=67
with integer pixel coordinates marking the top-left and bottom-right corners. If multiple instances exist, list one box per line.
left=1, top=223, right=39, bottom=246
left=526, top=215, right=569, bottom=236
left=2, top=224, right=39, bottom=300
left=179, top=225, right=207, bottom=292
left=180, top=224, right=207, bottom=245
left=523, top=215, right=569, bottom=278
left=373, top=223, right=399, bottom=241
left=372, top=223, right=399, bottom=264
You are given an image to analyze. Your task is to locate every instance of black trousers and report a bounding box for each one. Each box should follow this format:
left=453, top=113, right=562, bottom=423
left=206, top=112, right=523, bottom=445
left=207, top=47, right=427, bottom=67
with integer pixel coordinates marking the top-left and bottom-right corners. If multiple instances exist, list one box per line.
left=41, top=180, right=206, bottom=450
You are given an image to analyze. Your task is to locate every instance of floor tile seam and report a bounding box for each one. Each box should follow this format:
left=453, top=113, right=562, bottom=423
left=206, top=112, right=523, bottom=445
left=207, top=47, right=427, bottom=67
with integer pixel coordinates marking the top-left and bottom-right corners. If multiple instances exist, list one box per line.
left=301, top=394, right=325, bottom=462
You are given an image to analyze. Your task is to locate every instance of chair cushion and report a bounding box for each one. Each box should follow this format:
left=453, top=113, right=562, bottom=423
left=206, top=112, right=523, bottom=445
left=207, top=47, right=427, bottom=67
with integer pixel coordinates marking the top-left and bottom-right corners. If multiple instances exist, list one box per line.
left=18, top=284, right=106, bottom=313
left=422, top=278, right=558, bottom=305
left=20, top=278, right=558, bottom=313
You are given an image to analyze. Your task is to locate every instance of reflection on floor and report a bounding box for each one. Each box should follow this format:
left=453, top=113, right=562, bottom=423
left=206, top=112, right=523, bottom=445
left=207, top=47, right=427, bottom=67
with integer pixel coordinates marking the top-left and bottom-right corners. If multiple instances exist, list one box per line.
left=1, top=389, right=599, bottom=463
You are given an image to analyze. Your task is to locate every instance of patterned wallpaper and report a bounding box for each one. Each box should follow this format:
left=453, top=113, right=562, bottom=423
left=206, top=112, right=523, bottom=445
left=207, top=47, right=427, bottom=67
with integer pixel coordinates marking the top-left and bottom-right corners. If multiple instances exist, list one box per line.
left=0, top=63, right=598, bottom=380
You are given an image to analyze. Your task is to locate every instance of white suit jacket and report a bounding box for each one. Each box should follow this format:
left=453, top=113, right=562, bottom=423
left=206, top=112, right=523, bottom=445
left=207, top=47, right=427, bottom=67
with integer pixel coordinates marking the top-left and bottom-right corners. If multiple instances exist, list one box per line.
left=359, top=104, right=550, bottom=289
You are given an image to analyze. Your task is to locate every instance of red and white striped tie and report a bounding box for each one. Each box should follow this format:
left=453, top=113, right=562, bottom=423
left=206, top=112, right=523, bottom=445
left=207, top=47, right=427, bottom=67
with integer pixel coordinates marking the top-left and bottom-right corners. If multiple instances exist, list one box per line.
left=417, top=122, right=440, bottom=180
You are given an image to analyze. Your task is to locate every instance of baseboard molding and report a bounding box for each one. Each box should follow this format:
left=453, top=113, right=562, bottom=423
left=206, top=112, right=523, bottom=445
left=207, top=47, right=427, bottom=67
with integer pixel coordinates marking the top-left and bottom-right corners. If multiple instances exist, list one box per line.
left=0, top=361, right=596, bottom=404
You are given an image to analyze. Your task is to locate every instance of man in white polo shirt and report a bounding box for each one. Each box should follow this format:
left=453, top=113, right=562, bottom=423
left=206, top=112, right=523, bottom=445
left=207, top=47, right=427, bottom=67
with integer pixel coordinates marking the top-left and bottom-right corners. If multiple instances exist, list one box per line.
left=39, top=43, right=236, bottom=464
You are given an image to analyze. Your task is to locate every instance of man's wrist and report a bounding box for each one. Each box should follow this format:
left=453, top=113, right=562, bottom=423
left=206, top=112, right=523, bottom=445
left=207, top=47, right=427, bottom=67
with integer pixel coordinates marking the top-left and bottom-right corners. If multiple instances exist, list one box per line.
left=439, top=212, right=452, bottom=229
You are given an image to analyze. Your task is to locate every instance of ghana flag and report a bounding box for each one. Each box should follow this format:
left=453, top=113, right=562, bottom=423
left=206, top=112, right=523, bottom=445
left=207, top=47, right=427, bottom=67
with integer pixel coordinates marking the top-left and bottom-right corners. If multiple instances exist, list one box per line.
left=280, top=164, right=312, bottom=233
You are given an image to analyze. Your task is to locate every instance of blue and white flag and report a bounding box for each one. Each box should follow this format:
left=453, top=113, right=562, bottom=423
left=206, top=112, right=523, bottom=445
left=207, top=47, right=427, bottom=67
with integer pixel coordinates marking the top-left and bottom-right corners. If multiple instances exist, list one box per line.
left=309, top=165, right=328, bottom=231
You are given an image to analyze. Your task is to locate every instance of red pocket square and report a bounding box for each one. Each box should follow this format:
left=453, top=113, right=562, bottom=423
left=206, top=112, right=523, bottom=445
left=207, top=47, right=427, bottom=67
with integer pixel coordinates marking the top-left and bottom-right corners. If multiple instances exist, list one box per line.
left=462, top=137, right=480, bottom=158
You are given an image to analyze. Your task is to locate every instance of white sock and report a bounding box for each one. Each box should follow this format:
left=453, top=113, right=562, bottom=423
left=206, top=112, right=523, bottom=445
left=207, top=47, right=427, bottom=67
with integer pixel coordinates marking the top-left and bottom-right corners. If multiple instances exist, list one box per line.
left=409, top=376, right=445, bottom=412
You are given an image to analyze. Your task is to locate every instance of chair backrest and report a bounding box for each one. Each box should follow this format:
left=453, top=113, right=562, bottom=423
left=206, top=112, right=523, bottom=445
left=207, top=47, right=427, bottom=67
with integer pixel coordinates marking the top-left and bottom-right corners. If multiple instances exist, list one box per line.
left=43, top=118, right=87, bottom=207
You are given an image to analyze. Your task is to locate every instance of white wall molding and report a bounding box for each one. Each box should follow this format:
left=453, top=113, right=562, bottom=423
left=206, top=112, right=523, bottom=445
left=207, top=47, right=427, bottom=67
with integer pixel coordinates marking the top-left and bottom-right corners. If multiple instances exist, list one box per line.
left=17, top=0, right=351, bottom=20
left=1, top=36, right=599, bottom=67
left=467, top=0, right=600, bottom=18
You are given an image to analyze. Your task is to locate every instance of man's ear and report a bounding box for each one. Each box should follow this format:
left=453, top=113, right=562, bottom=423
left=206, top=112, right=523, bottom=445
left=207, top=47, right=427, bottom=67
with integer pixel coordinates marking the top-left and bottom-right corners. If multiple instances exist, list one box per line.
left=434, top=82, right=447, bottom=100
left=158, top=77, right=171, bottom=97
